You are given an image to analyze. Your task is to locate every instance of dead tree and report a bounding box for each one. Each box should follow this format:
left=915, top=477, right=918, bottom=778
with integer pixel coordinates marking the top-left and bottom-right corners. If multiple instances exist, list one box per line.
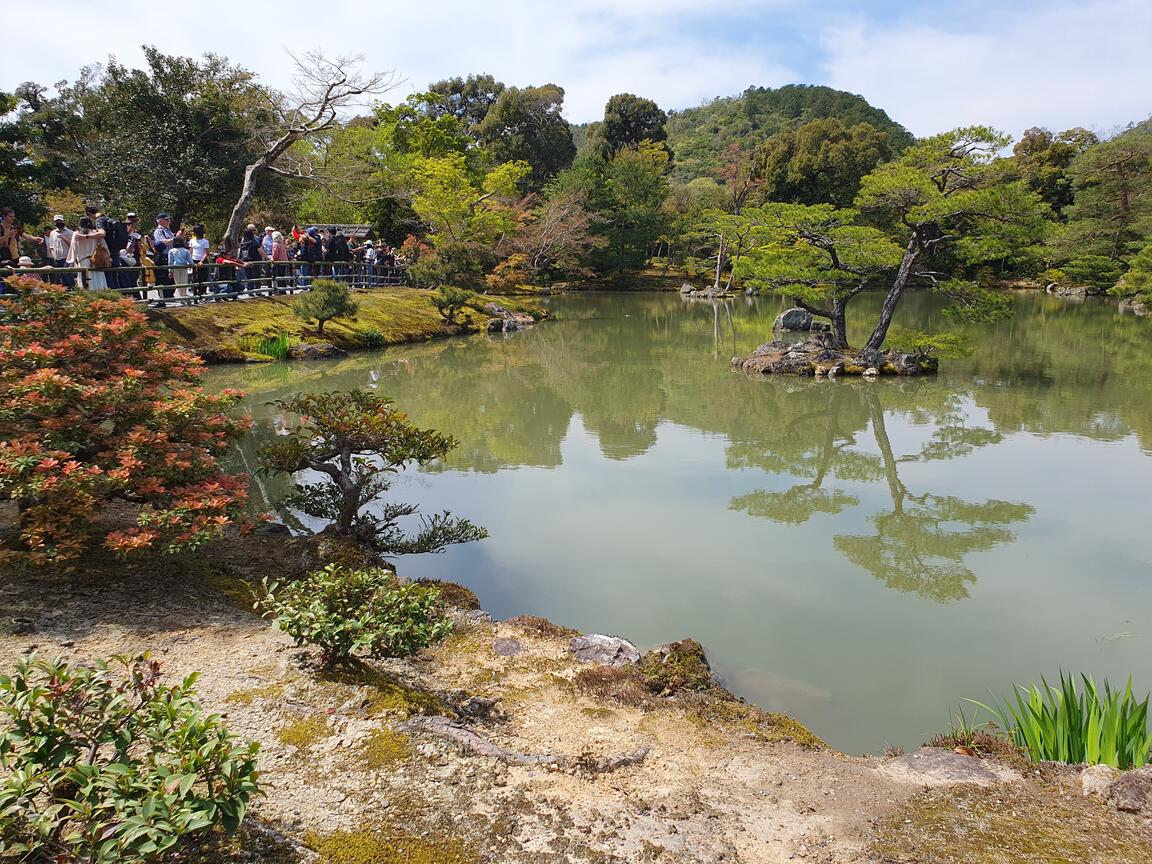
left=223, top=52, right=400, bottom=249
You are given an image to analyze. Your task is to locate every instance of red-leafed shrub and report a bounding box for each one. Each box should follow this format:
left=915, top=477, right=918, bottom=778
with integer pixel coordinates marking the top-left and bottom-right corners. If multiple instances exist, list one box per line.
left=0, top=275, right=250, bottom=565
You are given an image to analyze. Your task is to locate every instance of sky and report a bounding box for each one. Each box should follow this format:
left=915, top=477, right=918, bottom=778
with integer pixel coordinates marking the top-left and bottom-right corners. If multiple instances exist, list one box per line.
left=4, top=0, right=1150, bottom=139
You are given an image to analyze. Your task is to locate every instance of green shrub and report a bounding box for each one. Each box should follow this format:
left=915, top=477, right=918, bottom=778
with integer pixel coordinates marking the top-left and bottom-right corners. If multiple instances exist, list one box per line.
left=258, top=565, right=452, bottom=668
left=429, top=286, right=476, bottom=324
left=885, top=327, right=972, bottom=360
left=971, top=673, right=1152, bottom=768
left=292, top=279, right=359, bottom=335
left=0, top=654, right=260, bottom=863
left=359, top=329, right=387, bottom=350
left=1061, top=256, right=1126, bottom=293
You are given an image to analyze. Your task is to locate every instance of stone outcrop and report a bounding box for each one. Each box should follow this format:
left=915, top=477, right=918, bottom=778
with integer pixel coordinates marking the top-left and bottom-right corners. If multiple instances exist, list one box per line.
left=732, top=336, right=938, bottom=377
left=1082, top=764, right=1152, bottom=814
left=287, top=341, right=349, bottom=360
left=484, top=302, right=537, bottom=334
left=773, top=307, right=813, bottom=332
left=569, top=634, right=641, bottom=666
left=1119, top=299, right=1149, bottom=316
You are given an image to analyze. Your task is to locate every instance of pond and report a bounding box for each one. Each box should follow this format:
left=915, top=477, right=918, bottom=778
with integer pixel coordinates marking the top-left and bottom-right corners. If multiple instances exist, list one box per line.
left=206, top=290, right=1152, bottom=755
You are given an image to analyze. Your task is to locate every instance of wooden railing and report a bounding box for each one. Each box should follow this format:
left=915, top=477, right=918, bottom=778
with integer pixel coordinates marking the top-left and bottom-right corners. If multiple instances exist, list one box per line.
left=0, top=260, right=408, bottom=306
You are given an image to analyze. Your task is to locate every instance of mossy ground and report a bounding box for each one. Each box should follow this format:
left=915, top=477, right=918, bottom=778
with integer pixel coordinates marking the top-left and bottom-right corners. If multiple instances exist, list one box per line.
left=359, top=727, right=413, bottom=769
left=150, top=288, right=544, bottom=362
left=871, top=783, right=1152, bottom=863
left=224, top=681, right=287, bottom=705
left=303, top=827, right=474, bottom=864
left=316, top=663, right=447, bottom=718
left=277, top=714, right=333, bottom=749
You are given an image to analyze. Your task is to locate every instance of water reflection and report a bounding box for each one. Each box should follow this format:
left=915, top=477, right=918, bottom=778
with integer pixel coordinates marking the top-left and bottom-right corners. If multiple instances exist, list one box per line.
left=729, top=384, right=1034, bottom=602
left=207, top=291, right=1152, bottom=753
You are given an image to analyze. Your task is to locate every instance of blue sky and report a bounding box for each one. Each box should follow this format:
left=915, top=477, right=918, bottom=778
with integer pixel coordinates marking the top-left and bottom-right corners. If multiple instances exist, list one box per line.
left=4, top=0, right=1149, bottom=139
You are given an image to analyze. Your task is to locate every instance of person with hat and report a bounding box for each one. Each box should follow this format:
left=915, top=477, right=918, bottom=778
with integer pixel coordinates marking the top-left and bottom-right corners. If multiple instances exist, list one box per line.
left=47, top=215, right=75, bottom=288
left=151, top=213, right=178, bottom=301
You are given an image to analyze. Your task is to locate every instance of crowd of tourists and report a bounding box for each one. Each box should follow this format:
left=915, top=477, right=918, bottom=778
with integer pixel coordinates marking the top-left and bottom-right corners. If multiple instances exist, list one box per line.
left=0, top=206, right=404, bottom=302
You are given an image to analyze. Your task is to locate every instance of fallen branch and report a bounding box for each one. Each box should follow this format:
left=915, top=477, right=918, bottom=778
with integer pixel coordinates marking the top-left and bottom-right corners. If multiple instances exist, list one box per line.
left=402, top=715, right=650, bottom=774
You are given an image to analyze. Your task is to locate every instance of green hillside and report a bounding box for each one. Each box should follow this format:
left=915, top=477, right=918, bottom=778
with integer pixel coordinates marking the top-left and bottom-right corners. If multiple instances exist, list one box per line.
left=666, top=83, right=915, bottom=179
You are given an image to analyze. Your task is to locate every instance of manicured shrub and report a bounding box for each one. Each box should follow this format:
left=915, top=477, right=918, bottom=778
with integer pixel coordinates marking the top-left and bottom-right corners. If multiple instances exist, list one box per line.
left=258, top=564, right=452, bottom=667
left=0, top=654, right=261, bottom=863
left=257, top=389, right=487, bottom=555
left=972, top=673, right=1152, bottom=768
left=429, top=286, right=476, bottom=324
left=292, top=278, right=358, bottom=335
left=0, top=276, right=249, bottom=566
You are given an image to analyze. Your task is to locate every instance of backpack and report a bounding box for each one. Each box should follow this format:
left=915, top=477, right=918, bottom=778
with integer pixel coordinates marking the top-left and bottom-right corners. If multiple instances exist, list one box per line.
left=109, top=220, right=131, bottom=252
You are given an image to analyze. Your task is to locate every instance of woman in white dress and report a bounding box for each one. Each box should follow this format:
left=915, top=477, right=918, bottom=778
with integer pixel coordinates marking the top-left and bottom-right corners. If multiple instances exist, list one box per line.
left=66, top=217, right=109, bottom=290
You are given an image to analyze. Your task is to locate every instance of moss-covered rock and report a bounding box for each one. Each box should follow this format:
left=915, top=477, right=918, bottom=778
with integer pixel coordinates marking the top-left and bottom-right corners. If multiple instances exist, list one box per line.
left=418, top=579, right=480, bottom=610
left=637, top=639, right=713, bottom=695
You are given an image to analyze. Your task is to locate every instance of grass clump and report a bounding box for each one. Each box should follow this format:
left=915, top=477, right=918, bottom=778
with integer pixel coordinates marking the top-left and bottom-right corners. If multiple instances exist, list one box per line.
left=970, top=673, right=1152, bottom=768
left=304, top=827, right=474, bottom=864
left=574, top=665, right=652, bottom=708
left=276, top=714, right=332, bottom=749
left=239, top=332, right=294, bottom=359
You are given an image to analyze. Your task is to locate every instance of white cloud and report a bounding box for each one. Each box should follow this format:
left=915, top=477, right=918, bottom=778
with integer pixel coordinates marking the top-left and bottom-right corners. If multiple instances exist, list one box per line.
left=822, top=0, right=1152, bottom=140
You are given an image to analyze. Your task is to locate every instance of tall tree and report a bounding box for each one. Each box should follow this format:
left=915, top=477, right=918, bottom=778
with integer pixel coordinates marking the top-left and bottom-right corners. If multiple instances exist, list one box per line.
left=755, top=118, right=892, bottom=208
left=1059, top=122, right=1152, bottom=261
left=478, top=85, right=575, bottom=189
left=598, top=93, right=668, bottom=157
left=1012, top=126, right=1098, bottom=217
left=426, top=73, right=505, bottom=133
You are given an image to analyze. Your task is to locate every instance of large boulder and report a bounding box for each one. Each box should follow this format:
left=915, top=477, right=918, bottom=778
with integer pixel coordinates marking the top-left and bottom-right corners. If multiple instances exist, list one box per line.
left=1108, top=766, right=1152, bottom=814
left=773, top=307, right=813, bottom=332
left=287, top=342, right=348, bottom=360
left=570, top=634, right=640, bottom=666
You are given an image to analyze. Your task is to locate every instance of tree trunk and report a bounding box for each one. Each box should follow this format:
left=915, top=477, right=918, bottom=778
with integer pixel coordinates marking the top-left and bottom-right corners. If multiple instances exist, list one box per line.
left=223, top=161, right=267, bottom=253
left=829, top=299, right=849, bottom=349
left=863, top=236, right=920, bottom=352
left=713, top=235, right=727, bottom=292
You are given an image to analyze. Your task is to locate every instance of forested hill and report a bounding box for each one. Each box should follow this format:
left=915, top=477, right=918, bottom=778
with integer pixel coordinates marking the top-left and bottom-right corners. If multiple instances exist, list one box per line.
left=664, top=84, right=915, bottom=179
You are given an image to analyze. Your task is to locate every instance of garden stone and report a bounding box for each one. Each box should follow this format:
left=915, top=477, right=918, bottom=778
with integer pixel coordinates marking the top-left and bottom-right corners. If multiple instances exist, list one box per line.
left=1108, top=766, right=1152, bottom=813
left=570, top=634, right=640, bottom=666
left=493, top=638, right=525, bottom=657
left=773, top=307, right=813, bottom=332
left=1081, top=764, right=1120, bottom=797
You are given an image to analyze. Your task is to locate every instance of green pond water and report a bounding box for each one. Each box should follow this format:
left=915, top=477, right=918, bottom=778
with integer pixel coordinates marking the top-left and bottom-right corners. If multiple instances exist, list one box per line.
left=206, top=290, right=1152, bottom=754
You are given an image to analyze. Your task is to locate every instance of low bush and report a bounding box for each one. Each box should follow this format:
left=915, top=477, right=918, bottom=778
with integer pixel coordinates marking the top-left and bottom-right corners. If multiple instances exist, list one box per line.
left=258, top=564, right=452, bottom=668
left=0, top=654, right=260, bottom=863
left=971, top=673, right=1152, bottom=768
left=359, top=329, right=387, bottom=350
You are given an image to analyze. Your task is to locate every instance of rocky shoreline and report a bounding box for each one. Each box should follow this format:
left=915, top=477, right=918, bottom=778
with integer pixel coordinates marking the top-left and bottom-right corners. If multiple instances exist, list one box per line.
left=732, top=335, right=939, bottom=378
left=1, top=521, right=1148, bottom=863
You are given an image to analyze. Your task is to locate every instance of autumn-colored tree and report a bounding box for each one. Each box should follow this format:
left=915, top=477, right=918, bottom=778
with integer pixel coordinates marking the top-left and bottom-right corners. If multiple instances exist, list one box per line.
left=0, top=276, right=250, bottom=565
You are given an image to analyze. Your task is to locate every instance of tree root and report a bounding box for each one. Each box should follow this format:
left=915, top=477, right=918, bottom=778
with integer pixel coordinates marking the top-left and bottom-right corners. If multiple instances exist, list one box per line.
left=401, top=715, right=650, bottom=774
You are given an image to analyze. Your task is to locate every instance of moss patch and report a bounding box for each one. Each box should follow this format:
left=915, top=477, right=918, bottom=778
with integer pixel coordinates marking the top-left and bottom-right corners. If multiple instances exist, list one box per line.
left=637, top=639, right=712, bottom=695
left=692, top=694, right=826, bottom=749
left=418, top=579, right=481, bottom=610
left=304, top=827, right=474, bottom=864
left=504, top=614, right=580, bottom=639
left=360, top=727, right=413, bottom=769
left=151, top=289, right=544, bottom=362
left=317, top=664, right=446, bottom=718
left=871, top=783, right=1152, bottom=863
left=224, top=682, right=286, bottom=706
left=277, top=714, right=332, bottom=749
